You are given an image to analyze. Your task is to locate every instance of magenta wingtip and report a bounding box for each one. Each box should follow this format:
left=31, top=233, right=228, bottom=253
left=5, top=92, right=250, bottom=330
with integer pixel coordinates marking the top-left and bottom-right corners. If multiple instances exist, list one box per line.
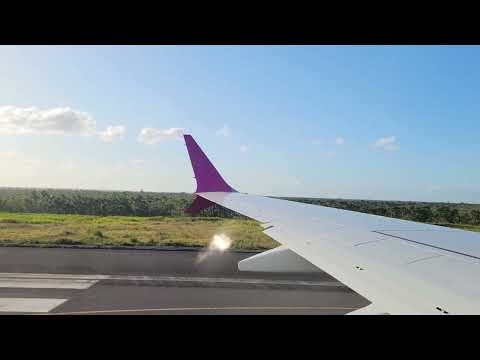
left=184, top=134, right=236, bottom=193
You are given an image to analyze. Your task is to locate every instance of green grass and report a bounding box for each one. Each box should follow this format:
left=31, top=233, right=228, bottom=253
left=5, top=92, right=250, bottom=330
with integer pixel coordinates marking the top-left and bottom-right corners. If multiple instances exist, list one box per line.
left=0, top=211, right=479, bottom=250
left=0, top=212, right=278, bottom=250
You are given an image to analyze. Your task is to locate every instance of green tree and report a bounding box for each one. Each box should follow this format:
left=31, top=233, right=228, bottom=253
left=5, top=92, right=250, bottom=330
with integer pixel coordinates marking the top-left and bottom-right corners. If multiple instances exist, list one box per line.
left=412, top=206, right=434, bottom=223
left=471, top=210, right=480, bottom=225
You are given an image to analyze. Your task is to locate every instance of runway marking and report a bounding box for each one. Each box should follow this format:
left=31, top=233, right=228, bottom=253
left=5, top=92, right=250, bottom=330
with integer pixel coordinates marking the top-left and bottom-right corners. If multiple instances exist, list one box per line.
left=0, top=273, right=344, bottom=288
left=0, top=273, right=110, bottom=280
left=53, top=306, right=360, bottom=315
left=0, top=274, right=353, bottom=314
left=0, top=298, right=67, bottom=313
left=0, top=278, right=98, bottom=289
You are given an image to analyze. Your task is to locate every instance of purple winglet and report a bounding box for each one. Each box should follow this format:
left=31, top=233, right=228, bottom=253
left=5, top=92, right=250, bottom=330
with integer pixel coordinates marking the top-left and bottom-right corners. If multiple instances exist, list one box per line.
left=184, top=134, right=237, bottom=193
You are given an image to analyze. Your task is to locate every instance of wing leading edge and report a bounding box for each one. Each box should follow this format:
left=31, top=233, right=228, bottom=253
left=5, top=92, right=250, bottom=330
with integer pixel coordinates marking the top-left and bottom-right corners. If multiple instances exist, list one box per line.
left=183, top=134, right=480, bottom=315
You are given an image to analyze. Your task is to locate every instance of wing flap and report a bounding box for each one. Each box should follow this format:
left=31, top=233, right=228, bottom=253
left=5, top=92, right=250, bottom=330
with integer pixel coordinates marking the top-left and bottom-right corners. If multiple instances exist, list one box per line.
left=238, top=245, right=322, bottom=273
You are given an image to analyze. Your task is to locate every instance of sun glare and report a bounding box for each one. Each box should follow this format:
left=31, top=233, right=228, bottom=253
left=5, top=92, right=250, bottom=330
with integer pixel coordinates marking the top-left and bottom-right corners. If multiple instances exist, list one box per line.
left=209, top=234, right=232, bottom=252
left=196, top=233, right=233, bottom=264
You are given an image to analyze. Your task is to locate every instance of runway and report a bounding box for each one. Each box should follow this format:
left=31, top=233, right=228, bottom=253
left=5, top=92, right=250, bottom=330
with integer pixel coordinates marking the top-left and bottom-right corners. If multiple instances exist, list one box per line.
left=0, top=247, right=369, bottom=314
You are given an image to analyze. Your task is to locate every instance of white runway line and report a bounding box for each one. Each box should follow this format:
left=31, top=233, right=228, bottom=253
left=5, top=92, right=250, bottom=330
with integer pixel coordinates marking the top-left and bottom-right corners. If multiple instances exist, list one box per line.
left=0, top=273, right=344, bottom=288
left=0, top=273, right=347, bottom=314
left=0, top=278, right=98, bottom=289
left=0, top=275, right=98, bottom=313
left=0, top=273, right=110, bottom=280
left=0, top=298, right=67, bottom=313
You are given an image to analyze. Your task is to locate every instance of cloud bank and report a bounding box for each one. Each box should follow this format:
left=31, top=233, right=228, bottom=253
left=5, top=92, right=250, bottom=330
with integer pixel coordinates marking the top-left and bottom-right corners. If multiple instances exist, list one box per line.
left=0, top=106, right=125, bottom=142
left=374, top=136, right=399, bottom=151
left=97, top=125, right=126, bottom=142
left=137, top=127, right=184, bottom=145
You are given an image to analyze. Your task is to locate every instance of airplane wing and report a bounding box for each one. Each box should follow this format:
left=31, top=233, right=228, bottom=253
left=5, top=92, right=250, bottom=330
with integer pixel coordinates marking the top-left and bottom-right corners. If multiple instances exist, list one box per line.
left=183, top=134, right=480, bottom=315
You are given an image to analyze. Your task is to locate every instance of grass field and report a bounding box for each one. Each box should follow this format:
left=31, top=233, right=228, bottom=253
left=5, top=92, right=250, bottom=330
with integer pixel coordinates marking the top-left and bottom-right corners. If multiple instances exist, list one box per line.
left=0, top=212, right=278, bottom=250
left=0, top=212, right=479, bottom=250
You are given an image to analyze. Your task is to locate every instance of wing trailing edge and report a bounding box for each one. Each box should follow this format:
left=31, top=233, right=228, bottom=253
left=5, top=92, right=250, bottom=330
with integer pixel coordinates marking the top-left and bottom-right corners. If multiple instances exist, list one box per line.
left=238, top=245, right=322, bottom=273
left=347, top=303, right=389, bottom=315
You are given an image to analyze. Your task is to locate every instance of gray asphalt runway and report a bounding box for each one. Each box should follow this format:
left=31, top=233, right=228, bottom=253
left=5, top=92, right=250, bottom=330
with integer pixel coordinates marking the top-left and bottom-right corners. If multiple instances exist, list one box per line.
left=0, top=246, right=327, bottom=280
left=0, top=247, right=369, bottom=314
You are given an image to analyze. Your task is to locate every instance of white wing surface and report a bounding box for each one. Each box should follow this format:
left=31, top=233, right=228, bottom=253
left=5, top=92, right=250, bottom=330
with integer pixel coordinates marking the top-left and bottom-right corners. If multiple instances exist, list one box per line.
left=183, top=134, right=480, bottom=315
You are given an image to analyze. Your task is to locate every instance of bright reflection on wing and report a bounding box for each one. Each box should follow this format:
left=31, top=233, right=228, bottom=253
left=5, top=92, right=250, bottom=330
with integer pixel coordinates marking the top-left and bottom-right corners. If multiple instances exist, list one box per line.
left=196, top=233, right=232, bottom=263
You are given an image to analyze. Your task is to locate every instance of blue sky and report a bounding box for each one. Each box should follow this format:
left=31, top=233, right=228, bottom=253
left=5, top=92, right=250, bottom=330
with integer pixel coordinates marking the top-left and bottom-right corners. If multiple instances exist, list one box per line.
left=0, top=45, right=479, bottom=202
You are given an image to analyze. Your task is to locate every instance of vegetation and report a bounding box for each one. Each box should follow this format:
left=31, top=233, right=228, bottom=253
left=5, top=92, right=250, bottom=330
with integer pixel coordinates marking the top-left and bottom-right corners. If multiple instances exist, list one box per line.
left=0, top=187, right=479, bottom=249
left=0, top=188, right=241, bottom=218
left=2, top=187, right=480, bottom=226
left=277, top=197, right=480, bottom=227
left=0, top=212, right=276, bottom=249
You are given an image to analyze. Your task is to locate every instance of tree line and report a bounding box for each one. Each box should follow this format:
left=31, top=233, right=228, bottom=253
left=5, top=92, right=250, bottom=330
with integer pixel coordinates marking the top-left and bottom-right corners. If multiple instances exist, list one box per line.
left=280, top=197, right=480, bottom=225
left=0, top=187, right=480, bottom=225
left=0, top=188, right=242, bottom=218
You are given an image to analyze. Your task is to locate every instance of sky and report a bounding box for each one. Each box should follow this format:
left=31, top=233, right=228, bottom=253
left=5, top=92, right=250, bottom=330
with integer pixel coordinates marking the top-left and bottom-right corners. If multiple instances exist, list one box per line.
left=0, top=45, right=479, bottom=203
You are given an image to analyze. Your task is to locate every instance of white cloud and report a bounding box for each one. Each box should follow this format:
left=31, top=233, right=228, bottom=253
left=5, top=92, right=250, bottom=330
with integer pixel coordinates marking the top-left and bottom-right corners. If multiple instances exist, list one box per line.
left=240, top=145, right=248, bottom=153
left=137, top=127, right=184, bottom=145
left=0, top=106, right=95, bottom=135
left=374, top=136, right=399, bottom=151
left=97, top=125, right=126, bottom=143
left=215, top=124, right=230, bottom=137
left=0, top=106, right=125, bottom=142
left=335, top=136, right=345, bottom=145
left=311, top=139, right=321, bottom=145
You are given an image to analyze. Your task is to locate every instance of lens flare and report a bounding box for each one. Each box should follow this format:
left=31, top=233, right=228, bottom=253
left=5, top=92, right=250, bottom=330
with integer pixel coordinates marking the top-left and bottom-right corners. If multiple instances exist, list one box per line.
left=209, top=234, right=232, bottom=252
left=196, top=233, right=232, bottom=264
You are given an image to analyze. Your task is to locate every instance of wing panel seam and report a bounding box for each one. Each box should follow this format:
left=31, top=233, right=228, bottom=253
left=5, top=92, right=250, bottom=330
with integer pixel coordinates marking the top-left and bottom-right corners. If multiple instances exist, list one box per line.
left=372, top=231, right=480, bottom=261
